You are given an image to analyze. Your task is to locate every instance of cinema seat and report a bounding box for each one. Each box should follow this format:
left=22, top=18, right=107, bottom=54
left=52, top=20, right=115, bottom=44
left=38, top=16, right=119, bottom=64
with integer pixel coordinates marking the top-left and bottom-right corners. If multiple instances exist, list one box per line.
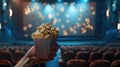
left=12, top=49, right=25, bottom=64
left=88, top=52, right=102, bottom=62
left=62, top=50, right=75, bottom=63
left=111, top=60, right=120, bottom=67
left=114, top=52, right=120, bottom=60
left=102, top=52, right=114, bottom=62
left=60, top=50, right=75, bottom=67
left=0, top=60, right=13, bottom=67
left=67, top=59, right=88, bottom=67
left=75, top=51, right=89, bottom=61
left=0, top=49, right=14, bottom=64
left=90, top=59, right=110, bottom=67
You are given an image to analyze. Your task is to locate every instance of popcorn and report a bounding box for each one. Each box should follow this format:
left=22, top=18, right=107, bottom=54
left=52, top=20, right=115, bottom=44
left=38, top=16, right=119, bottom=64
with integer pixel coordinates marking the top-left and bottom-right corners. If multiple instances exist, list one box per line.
left=31, top=23, right=59, bottom=39
left=31, top=23, right=59, bottom=59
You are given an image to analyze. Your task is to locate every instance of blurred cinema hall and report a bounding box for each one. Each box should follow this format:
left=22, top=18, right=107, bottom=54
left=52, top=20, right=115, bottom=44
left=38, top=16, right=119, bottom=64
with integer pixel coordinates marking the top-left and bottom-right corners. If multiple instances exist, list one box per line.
left=0, top=0, right=120, bottom=67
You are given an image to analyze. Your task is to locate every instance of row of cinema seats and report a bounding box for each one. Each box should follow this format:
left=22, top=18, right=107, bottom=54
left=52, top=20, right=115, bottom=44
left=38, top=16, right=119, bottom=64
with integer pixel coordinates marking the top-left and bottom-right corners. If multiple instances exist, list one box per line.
left=0, top=45, right=32, bottom=67
left=59, top=45, right=120, bottom=67
left=0, top=43, right=58, bottom=67
left=67, top=59, right=120, bottom=67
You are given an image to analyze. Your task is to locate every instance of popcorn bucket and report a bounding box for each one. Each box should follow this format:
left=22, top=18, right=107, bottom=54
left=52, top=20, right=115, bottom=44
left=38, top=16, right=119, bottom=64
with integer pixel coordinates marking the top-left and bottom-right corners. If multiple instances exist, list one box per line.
left=50, top=38, right=57, bottom=51
left=34, top=39, right=51, bottom=59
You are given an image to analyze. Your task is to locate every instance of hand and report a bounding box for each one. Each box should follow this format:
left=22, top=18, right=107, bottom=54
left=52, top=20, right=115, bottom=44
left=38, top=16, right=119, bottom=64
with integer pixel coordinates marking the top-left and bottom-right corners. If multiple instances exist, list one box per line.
left=25, top=43, right=58, bottom=64
left=15, top=43, right=58, bottom=67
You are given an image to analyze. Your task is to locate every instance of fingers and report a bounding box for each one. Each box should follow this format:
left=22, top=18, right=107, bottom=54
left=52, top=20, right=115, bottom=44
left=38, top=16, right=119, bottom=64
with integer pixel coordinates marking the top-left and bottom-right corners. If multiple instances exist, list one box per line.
left=25, top=46, right=36, bottom=57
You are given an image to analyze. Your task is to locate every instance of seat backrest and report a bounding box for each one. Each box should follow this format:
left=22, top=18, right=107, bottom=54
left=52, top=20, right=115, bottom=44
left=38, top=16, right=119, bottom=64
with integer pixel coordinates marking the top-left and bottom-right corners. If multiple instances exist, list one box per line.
left=114, top=52, right=120, bottom=60
left=88, top=52, right=102, bottom=62
left=111, top=60, right=120, bottom=67
left=0, top=60, right=13, bottom=67
left=102, top=52, right=114, bottom=62
left=106, top=48, right=116, bottom=53
left=62, top=50, right=75, bottom=64
left=90, top=59, right=110, bottom=67
left=75, top=51, right=89, bottom=61
left=67, top=59, right=88, bottom=67
left=0, top=49, right=14, bottom=64
left=12, top=49, right=25, bottom=64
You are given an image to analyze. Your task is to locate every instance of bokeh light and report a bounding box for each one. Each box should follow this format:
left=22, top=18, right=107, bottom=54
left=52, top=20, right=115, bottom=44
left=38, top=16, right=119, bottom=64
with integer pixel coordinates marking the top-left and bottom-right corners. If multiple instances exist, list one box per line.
left=9, top=8, right=13, bottom=17
left=0, top=23, right=1, bottom=30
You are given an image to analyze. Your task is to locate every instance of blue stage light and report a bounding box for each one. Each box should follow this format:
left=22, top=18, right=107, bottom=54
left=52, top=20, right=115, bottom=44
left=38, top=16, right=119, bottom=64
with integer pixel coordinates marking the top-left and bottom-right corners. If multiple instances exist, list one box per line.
left=84, top=0, right=88, bottom=2
left=58, top=0, right=62, bottom=2
left=31, top=0, right=36, bottom=2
